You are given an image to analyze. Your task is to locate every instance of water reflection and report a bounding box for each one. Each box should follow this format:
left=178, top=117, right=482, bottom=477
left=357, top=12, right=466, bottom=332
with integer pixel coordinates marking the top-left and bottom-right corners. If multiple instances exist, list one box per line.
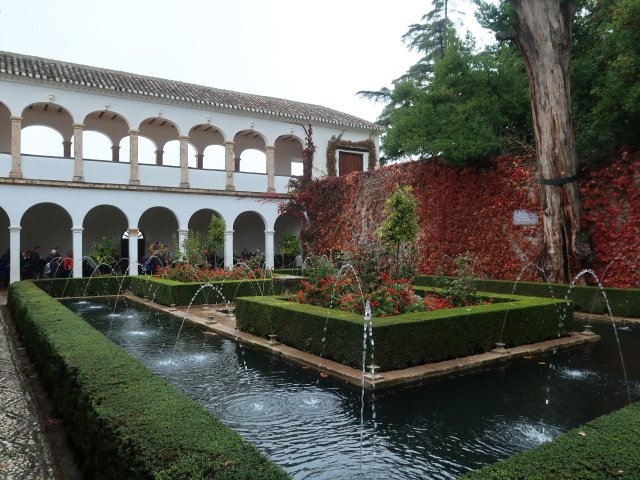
left=64, top=298, right=640, bottom=480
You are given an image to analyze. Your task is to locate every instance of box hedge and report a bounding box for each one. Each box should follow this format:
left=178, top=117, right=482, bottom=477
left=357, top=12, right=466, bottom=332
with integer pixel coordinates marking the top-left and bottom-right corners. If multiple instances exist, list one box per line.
left=33, top=276, right=285, bottom=307
left=7, top=281, right=290, bottom=480
left=235, top=291, right=572, bottom=371
left=459, top=401, right=640, bottom=480
left=416, top=276, right=640, bottom=318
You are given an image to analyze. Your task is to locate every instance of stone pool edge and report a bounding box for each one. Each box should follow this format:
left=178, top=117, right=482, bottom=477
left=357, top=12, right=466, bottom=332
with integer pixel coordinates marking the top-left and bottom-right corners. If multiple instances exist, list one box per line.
left=127, top=295, right=602, bottom=391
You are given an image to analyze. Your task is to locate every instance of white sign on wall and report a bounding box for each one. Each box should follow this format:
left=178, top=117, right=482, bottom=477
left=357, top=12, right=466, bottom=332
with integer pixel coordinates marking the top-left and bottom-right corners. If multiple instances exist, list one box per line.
left=512, top=210, right=539, bottom=225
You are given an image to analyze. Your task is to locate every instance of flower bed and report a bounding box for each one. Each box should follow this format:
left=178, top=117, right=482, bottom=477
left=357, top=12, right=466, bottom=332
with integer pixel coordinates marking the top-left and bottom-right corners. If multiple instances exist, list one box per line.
left=156, top=264, right=266, bottom=283
left=236, top=291, right=572, bottom=371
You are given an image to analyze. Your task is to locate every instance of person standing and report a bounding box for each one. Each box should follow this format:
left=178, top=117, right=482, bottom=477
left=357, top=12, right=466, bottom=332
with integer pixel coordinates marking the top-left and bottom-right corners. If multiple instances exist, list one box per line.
left=62, top=251, right=73, bottom=278
left=29, top=246, right=43, bottom=279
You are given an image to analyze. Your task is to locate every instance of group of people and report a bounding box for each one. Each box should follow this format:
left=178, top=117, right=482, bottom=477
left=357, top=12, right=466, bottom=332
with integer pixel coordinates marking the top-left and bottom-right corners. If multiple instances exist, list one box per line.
left=141, top=241, right=171, bottom=275
left=18, top=246, right=74, bottom=280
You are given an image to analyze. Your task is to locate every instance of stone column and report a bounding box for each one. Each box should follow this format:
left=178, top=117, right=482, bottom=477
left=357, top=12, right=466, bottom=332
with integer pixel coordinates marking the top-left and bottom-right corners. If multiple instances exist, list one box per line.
left=71, top=227, right=83, bottom=278
left=179, top=136, right=190, bottom=188
left=72, top=123, right=84, bottom=182
left=178, top=229, right=189, bottom=262
left=196, top=153, right=204, bottom=170
left=224, top=229, right=234, bottom=270
left=112, top=145, right=120, bottom=162
left=9, top=116, right=23, bottom=179
left=224, top=141, right=235, bottom=191
left=266, top=145, right=276, bottom=193
left=9, top=226, right=21, bottom=284
left=155, top=149, right=163, bottom=166
left=264, top=229, right=275, bottom=270
left=128, top=228, right=140, bottom=275
left=62, top=140, right=72, bottom=158
left=129, top=130, right=140, bottom=185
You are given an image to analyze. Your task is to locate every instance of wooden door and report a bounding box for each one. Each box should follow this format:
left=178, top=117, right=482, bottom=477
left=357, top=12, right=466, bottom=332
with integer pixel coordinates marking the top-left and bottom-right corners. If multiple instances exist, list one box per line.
left=339, top=152, right=363, bottom=176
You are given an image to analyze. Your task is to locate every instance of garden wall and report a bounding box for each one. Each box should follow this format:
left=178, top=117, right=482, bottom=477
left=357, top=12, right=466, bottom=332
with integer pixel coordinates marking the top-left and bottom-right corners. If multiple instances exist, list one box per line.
left=8, top=281, right=289, bottom=480
left=235, top=292, right=572, bottom=371
left=295, top=151, right=640, bottom=288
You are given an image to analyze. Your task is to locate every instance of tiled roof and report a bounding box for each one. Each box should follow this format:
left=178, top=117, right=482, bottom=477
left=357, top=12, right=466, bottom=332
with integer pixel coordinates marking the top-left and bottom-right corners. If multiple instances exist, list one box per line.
left=0, top=51, right=383, bottom=131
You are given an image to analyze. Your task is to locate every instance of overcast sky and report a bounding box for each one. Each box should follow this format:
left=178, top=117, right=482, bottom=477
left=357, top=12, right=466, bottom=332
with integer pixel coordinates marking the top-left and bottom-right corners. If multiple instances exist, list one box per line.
left=0, top=0, right=494, bottom=125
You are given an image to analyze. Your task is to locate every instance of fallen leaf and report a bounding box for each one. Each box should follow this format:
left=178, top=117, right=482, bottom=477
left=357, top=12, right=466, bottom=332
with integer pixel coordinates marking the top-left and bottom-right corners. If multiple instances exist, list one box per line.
left=302, top=366, right=310, bottom=370
left=320, top=373, right=329, bottom=378
left=524, top=355, right=534, bottom=359
left=538, top=362, right=546, bottom=365
left=224, top=461, right=233, bottom=467
left=579, top=431, right=586, bottom=436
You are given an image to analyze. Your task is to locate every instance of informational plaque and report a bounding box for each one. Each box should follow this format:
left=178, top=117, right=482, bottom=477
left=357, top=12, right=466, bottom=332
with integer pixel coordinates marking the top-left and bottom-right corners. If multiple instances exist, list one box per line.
left=512, top=210, right=538, bottom=225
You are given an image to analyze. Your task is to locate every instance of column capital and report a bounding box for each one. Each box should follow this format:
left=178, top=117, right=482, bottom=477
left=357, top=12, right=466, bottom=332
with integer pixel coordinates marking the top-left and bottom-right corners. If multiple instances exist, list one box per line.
left=224, top=140, right=234, bottom=147
left=224, top=229, right=235, bottom=235
left=264, top=229, right=275, bottom=235
left=265, top=145, right=276, bottom=152
left=179, top=135, right=190, bottom=141
left=71, top=227, right=84, bottom=233
left=10, top=115, right=23, bottom=122
left=129, top=129, right=140, bottom=135
left=9, top=226, right=22, bottom=232
left=72, top=123, right=85, bottom=130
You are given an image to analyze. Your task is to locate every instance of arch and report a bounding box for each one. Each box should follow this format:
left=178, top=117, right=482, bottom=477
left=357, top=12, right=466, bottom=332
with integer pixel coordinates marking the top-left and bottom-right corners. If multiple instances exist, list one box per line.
left=274, top=214, right=302, bottom=268
left=83, top=130, right=113, bottom=161
left=21, top=126, right=65, bottom=157
left=118, top=135, right=156, bottom=164
left=163, top=139, right=197, bottom=167
left=189, top=123, right=226, bottom=152
left=188, top=209, right=226, bottom=267
left=138, top=117, right=180, bottom=165
left=233, top=211, right=266, bottom=258
left=21, top=102, right=74, bottom=144
left=138, top=206, right=179, bottom=255
left=20, top=203, right=73, bottom=260
left=83, top=205, right=129, bottom=259
left=239, top=149, right=266, bottom=174
left=0, top=102, right=11, bottom=153
left=202, top=144, right=225, bottom=170
left=83, top=110, right=130, bottom=161
left=275, top=134, right=304, bottom=177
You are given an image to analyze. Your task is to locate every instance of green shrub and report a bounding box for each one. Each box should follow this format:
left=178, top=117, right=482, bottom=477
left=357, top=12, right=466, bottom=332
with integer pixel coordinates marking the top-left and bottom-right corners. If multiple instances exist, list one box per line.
left=416, top=276, right=640, bottom=318
left=7, top=281, right=290, bottom=480
left=235, top=291, right=572, bottom=371
left=459, top=401, right=640, bottom=480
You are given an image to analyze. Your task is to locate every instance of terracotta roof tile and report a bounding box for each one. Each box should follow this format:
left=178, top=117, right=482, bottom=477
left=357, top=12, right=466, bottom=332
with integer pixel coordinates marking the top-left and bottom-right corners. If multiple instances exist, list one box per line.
left=0, top=51, right=382, bottom=131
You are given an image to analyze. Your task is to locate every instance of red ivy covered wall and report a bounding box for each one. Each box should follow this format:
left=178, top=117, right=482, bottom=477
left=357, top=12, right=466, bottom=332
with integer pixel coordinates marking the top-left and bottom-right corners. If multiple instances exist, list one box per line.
left=296, top=152, right=639, bottom=288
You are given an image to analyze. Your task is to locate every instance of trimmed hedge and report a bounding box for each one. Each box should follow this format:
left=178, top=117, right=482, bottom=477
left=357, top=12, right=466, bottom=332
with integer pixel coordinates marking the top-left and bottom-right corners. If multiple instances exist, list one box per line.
left=34, top=276, right=129, bottom=298
left=235, top=292, right=572, bottom=371
left=7, top=281, right=290, bottom=480
left=458, top=401, right=640, bottom=479
left=32, top=276, right=285, bottom=307
left=416, top=276, right=640, bottom=318
left=128, top=276, right=284, bottom=306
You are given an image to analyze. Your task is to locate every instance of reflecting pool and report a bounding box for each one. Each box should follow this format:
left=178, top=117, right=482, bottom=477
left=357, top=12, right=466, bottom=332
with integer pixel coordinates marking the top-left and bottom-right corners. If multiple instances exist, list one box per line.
left=64, top=298, right=640, bottom=479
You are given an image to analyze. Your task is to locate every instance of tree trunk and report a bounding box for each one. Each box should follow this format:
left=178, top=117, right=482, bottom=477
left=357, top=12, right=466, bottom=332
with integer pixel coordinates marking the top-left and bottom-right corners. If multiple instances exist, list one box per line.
left=511, top=0, right=583, bottom=284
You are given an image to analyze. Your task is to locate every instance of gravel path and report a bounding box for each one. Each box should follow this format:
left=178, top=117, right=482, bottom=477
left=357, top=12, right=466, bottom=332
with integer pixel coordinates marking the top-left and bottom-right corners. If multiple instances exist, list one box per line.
left=0, top=292, right=56, bottom=479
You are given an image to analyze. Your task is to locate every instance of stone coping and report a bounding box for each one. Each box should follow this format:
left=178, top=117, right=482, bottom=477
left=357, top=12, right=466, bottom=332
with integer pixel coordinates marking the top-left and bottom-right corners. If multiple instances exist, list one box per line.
left=124, top=295, right=602, bottom=391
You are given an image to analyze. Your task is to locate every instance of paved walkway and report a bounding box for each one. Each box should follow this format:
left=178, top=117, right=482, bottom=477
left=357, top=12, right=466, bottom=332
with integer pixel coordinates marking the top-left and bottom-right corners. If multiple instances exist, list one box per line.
left=0, top=291, right=56, bottom=480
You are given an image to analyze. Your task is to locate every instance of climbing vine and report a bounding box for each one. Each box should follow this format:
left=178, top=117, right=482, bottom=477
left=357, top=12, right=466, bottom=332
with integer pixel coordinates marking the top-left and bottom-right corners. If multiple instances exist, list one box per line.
left=293, top=151, right=640, bottom=287
left=326, top=136, right=378, bottom=176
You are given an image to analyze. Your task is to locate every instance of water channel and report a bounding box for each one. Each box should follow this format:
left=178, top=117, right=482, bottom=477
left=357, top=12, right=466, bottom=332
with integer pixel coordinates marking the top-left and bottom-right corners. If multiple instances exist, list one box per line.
left=63, top=297, right=640, bottom=479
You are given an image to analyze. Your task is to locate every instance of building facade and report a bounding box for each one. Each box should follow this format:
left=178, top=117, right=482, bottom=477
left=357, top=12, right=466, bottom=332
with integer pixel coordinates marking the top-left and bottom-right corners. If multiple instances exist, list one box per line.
left=0, top=51, right=382, bottom=283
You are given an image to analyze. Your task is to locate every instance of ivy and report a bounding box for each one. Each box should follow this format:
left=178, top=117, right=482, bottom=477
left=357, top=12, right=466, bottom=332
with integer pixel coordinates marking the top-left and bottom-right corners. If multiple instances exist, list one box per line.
left=326, top=136, right=378, bottom=176
left=295, top=152, right=640, bottom=288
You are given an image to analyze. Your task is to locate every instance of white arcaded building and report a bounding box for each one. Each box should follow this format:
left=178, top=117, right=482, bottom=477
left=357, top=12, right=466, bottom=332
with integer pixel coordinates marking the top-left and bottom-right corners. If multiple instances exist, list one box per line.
left=0, top=51, right=382, bottom=283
